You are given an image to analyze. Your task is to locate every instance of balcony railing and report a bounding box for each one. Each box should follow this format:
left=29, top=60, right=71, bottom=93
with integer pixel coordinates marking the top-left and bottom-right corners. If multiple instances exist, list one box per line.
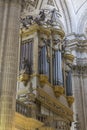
left=16, top=100, right=50, bottom=124
left=16, top=100, right=31, bottom=117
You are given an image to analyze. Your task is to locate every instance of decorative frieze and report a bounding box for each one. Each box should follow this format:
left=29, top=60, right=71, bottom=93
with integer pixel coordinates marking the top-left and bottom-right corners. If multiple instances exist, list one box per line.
left=21, top=8, right=62, bottom=29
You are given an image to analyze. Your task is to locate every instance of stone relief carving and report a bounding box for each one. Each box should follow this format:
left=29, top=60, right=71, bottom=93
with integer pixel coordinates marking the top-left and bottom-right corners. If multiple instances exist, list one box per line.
left=21, top=8, right=61, bottom=28
left=22, top=0, right=39, bottom=12
left=53, top=36, right=62, bottom=51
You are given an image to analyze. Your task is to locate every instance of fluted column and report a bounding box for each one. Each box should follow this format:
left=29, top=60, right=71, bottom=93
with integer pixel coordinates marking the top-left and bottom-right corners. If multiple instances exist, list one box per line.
left=0, top=0, right=21, bottom=130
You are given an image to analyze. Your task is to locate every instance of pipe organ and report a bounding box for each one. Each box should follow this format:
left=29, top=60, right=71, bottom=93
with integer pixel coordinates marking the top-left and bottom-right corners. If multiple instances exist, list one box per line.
left=17, top=9, right=74, bottom=130
left=20, top=39, right=33, bottom=74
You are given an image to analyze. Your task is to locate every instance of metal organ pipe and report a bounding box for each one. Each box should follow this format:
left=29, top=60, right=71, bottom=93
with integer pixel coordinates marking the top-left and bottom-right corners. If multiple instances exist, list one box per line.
left=66, top=71, right=72, bottom=96
left=20, top=40, right=33, bottom=74
left=53, top=50, right=63, bottom=86
left=39, top=45, right=48, bottom=76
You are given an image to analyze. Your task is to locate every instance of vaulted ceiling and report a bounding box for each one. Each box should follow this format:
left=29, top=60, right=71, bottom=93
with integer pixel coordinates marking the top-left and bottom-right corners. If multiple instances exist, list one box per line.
left=70, top=0, right=87, bottom=14
left=57, top=0, right=87, bottom=36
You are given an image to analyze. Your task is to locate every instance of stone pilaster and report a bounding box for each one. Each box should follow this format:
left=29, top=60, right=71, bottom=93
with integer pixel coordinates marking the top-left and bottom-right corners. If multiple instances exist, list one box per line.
left=33, top=31, right=39, bottom=74
left=72, top=73, right=85, bottom=130
left=0, top=0, right=21, bottom=130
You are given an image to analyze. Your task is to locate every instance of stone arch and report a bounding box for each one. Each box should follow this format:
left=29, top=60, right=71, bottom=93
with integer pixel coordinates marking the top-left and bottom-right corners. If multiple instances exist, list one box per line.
left=77, top=10, right=87, bottom=37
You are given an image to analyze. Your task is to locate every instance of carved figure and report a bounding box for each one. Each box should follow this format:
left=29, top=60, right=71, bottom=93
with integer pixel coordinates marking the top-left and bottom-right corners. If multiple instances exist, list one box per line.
left=34, top=10, right=45, bottom=25
left=21, top=8, right=61, bottom=27
left=46, top=8, right=61, bottom=25
left=26, top=15, right=33, bottom=25
left=21, top=15, right=33, bottom=28
left=22, top=57, right=30, bottom=73
left=53, top=38, right=62, bottom=51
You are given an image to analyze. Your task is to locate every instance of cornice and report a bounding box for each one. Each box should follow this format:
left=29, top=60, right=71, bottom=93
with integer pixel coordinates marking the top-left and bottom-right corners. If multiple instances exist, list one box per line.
left=64, top=37, right=87, bottom=51
left=20, top=24, right=65, bottom=38
left=20, top=24, right=51, bottom=38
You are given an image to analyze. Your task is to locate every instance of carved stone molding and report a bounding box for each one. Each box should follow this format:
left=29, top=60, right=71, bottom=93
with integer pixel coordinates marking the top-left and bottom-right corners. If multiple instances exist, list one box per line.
left=22, top=0, right=39, bottom=12
left=65, top=34, right=87, bottom=50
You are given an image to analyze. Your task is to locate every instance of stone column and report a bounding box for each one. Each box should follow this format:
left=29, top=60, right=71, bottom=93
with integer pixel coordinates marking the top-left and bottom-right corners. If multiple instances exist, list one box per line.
left=83, top=74, right=87, bottom=130
left=33, top=31, right=39, bottom=74
left=0, top=0, right=21, bottom=130
left=72, top=72, right=85, bottom=130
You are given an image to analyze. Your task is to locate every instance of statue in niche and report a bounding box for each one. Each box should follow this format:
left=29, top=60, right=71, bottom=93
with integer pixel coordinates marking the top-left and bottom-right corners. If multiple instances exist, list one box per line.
left=22, top=57, right=32, bottom=74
